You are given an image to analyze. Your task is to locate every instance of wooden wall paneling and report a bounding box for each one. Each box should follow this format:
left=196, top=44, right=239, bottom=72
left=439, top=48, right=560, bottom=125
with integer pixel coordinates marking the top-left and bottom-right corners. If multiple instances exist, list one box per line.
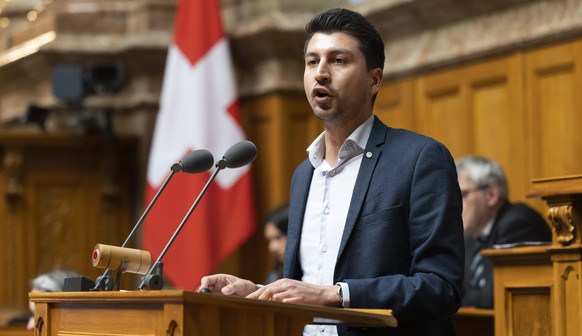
left=242, top=93, right=288, bottom=215
left=467, top=55, right=528, bottom=204
left=374, top=79, right=415, bottom=131
left=229, top=92, right=313, bottom=283
left=223, top=94, right=282, bottom=283
left=27, top=146, right=92, bottom=276
left=525, top=39, right=582, bottom=181
left=416, top=55, right=531, bottom=203
left=415, top=66, right=473, bottom=159
left=242, top=91, right=316, bottom=212
left=28, top=173, right=91, bottom=273
left=0, top=146, right=28, bottom=312
left=97, top=141, right=136, bottom=289
left=287, top=96, right=322, bottom=174
left=95, top=145, right=133, bottom=243
left=524, top=40, right=582, bottom=216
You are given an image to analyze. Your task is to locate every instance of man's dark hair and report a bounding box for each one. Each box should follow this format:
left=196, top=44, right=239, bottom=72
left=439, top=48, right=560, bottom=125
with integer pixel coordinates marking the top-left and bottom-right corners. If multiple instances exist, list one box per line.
left=304, top=8, right=385, bottom=71
left=263, top=203, right=289, bottom=235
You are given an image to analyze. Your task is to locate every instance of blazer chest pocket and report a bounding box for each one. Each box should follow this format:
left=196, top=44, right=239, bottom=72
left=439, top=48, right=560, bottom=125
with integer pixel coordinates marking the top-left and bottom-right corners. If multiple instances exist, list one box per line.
left=357, top=204, right=403, bottom=229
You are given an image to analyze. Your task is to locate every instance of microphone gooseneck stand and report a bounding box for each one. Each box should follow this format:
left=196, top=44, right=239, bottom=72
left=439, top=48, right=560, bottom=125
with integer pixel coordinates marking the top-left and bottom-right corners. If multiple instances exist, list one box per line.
left=92, top=166, right=180, bottom=291
left=139, top=165, right=224, bottom=290
left=92, top=150, right=214, bottom=291
left=139, top=140, right=257, bottom=290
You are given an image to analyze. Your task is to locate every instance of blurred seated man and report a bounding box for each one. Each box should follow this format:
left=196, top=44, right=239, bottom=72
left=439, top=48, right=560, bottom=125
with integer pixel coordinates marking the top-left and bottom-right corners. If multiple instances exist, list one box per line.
left=25, top=269, right=81, bottom=330
left=456, top=155, right=551, bottom=309
left=263, top=203, right=289, bottom=283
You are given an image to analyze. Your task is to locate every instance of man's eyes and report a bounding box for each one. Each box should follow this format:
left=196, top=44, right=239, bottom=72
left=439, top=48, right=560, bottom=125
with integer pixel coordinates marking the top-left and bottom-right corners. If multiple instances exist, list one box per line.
left=305, top=58, right=346, bottom=65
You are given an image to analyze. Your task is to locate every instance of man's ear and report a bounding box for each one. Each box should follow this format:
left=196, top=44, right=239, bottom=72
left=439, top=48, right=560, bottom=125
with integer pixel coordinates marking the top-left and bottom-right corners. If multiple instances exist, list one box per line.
left=486, top=185, right=501, bottom=207
left=370, top=68, right=383, bottom=95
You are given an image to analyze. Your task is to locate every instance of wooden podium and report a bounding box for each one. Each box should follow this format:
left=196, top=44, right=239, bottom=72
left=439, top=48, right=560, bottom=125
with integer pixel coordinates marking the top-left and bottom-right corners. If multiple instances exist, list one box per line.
left=482, top=175, right=582, bottom=336
left=30, top=290, right=396, bottom=336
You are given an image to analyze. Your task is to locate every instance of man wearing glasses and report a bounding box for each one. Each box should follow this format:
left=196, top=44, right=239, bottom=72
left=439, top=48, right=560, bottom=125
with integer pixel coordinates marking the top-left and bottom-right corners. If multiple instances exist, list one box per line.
left=456, top=155, right=551, bottom=309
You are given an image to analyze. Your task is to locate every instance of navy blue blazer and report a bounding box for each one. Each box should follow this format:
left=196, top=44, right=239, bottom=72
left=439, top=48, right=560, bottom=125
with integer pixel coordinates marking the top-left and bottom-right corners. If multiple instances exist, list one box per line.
left=284, top=117, right=464, bottom=335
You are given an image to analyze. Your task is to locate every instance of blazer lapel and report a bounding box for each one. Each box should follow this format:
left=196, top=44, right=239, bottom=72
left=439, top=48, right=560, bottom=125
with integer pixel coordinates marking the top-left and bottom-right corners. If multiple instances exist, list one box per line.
left=337, top=117, right=387, bottom=261
left=285, top=161, right=314, bottom=278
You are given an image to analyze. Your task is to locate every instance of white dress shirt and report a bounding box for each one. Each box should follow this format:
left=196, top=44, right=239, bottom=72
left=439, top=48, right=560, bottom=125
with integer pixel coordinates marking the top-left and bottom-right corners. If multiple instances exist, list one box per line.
left=300, top=115, right=374, bottom=336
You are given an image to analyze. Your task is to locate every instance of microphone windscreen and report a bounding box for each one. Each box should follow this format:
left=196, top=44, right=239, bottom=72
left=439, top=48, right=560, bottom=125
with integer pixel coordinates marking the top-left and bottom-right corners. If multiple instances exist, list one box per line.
left=179, top=149, right=214, bottom=173
left=223, top=140, right=257, bottom=168
left=92, top=244, right=152, bottom=275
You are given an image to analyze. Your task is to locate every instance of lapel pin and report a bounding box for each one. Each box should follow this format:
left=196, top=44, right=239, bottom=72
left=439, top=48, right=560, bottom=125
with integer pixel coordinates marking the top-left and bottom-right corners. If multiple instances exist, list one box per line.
left=366, top=152, right=373, bottom=158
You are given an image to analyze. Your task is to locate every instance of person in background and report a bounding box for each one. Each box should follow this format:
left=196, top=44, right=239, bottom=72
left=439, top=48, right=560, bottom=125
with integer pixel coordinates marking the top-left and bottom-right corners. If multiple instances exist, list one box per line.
left=200, top=8, right=464, bottom=335
left=25, top=269, right=81, bottom=330
left=263, top=203, right=289, bottom=283
left=456, top=155, right=552, bottom=309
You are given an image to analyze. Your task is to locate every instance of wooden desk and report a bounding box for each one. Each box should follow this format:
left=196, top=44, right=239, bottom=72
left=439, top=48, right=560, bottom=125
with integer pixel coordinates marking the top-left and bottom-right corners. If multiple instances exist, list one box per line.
left=30, top=290, right=397, bottom=336
left=454, top=307, right=494, bottom=336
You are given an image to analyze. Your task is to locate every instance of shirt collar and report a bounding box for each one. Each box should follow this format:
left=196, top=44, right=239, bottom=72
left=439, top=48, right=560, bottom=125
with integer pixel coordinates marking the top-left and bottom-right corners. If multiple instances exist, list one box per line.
left=480, top=218, right=495, bottom=239
left=307, top=115, right=375, bottom=169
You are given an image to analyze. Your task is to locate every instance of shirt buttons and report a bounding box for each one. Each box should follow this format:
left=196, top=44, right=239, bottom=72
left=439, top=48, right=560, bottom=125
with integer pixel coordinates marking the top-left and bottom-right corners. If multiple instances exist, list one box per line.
left=324, top=208, right=330, bottom=214
left=321, top=245, right=328, bottom=253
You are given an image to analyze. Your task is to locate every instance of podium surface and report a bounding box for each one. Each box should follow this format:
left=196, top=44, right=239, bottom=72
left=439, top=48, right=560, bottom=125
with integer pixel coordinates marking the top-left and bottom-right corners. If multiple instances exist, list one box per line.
left=30, top=290, right=396, bottom=336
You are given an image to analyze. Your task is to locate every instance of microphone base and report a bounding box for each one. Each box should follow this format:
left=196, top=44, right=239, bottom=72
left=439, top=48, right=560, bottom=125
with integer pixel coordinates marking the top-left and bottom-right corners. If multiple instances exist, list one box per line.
left=64, top=276, right=96, bottom=292
left=140, top=261, right=164, bottom=290
left=92, top=273, right=115, bottom=291
left=141, top=274, right=164, bottom=290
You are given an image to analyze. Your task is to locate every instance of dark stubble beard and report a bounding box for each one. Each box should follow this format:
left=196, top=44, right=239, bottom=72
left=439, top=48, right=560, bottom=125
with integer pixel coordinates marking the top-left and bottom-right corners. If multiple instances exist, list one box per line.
left=313, top=102, right=352, bottom=130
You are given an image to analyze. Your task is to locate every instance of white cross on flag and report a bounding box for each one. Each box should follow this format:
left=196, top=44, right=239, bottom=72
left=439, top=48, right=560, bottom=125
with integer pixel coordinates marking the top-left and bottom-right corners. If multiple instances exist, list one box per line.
left=143, top=0, right=256, bottom=289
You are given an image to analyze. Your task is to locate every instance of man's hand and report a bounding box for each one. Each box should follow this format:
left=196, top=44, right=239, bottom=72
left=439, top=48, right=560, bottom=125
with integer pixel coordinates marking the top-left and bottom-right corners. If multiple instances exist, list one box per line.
left=199, top=274, right=259, bottom=297
left=246, top=278, right=341, bottom=307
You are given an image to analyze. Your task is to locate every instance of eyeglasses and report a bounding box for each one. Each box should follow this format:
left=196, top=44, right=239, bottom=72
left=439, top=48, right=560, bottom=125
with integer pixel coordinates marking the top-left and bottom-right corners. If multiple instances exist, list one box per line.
left=460, top=186, right=488, bottom=198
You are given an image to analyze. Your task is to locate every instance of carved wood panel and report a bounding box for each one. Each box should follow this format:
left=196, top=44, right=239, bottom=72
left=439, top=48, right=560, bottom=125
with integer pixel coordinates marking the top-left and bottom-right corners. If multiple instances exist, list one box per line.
left=0, top=133, right=136, bottom=311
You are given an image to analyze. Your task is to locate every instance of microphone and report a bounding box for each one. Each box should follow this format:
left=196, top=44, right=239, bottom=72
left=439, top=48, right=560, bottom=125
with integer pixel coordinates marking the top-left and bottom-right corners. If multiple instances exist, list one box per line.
left=92, top=244, right=152, bottom=275
left=139, top=140, right=257, bottom=290
left=172, top=149, right=215, bottom=174
left=216, top=140, right=257, bottom=169
left=91, top=149, right=214, bottom=291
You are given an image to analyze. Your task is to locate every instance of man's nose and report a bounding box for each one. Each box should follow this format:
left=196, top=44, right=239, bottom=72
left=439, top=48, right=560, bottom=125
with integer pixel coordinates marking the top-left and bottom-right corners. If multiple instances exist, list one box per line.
left=315, top=62, right=330, bottom=82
